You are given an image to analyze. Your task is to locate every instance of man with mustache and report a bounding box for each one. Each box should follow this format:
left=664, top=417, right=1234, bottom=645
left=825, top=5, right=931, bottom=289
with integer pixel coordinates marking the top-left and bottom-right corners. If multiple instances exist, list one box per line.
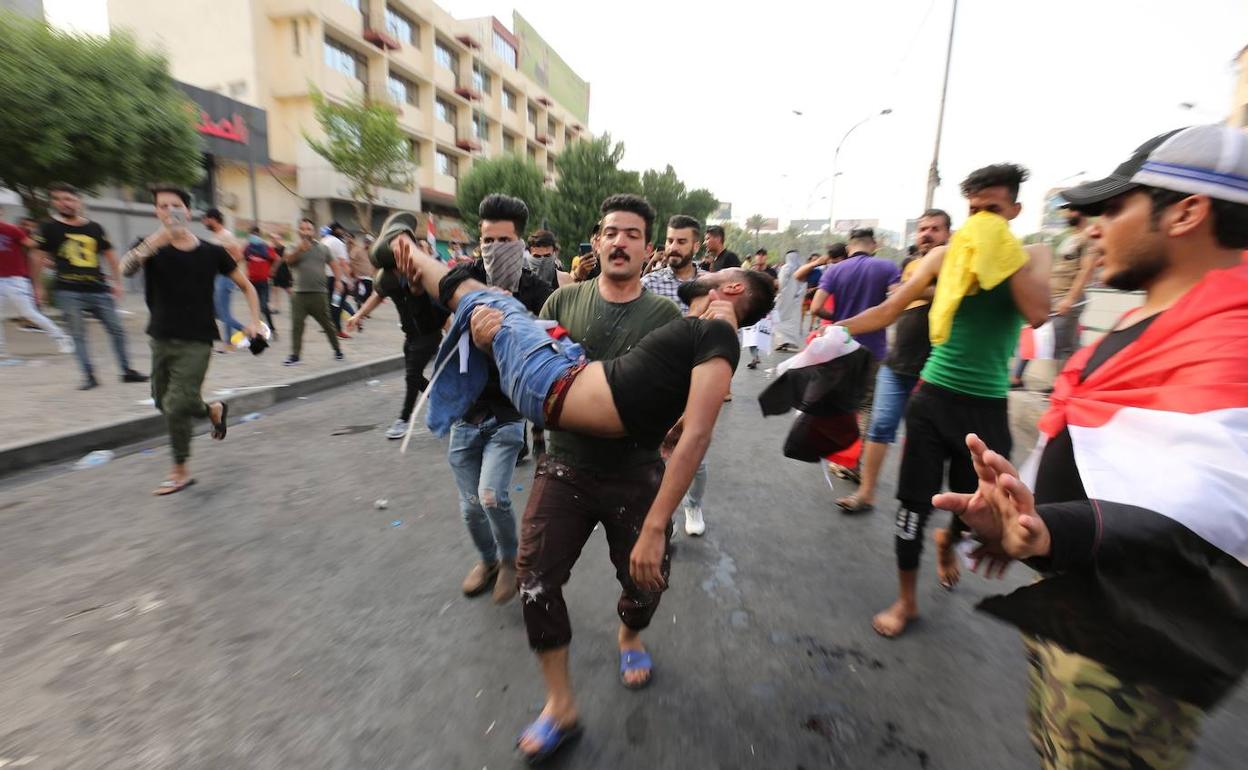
left=643, top=214, right=711, bottom=535
left=470, top=195, right=682, bottom=763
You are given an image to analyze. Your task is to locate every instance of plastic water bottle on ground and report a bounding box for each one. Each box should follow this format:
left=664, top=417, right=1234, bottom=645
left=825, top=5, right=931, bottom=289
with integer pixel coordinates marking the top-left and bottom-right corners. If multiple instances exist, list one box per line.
left=74, top=450, right=115, bottom=469
left=241, top=412, right=262, bottom=422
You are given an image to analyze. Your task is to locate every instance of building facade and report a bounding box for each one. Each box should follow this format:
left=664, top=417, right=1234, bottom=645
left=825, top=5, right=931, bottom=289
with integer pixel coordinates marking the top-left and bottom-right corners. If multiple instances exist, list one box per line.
left=108, top=0, right=589, bottom=244
left=1232, top=45, right=1248, bottom=130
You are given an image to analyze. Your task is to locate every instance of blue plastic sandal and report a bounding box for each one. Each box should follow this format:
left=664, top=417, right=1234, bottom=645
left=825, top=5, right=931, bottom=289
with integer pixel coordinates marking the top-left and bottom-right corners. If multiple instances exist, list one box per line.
left=517, top=715, right=582, bottom=766
left=619, top=649, right=653, bottom=690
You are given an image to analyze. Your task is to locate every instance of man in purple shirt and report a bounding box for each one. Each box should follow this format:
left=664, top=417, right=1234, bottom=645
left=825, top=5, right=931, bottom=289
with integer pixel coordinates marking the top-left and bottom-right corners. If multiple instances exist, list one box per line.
left=810, top=228, right=901, bottom=482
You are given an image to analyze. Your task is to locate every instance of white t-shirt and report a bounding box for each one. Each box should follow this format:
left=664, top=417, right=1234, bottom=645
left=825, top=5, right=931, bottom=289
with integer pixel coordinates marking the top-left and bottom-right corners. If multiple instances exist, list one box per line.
left=320, top=235, right=348, bottom=278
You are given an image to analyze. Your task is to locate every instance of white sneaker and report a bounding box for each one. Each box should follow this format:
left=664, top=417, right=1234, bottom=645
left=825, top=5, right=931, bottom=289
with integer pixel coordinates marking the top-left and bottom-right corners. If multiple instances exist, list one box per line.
left=684, top=505, right=706, bottom=536
left=57, top=337, right=75, bottom=354
left=385, top=419, right=408, bottom=439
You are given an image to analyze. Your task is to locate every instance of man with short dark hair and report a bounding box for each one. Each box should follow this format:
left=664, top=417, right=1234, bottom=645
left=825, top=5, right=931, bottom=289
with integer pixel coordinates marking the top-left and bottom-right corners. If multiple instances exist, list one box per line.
left=751, top=248, right=776, bottom=278
left=837, top=209, right=951, bottom=514
left=33, top=183, right=147, bottom=389
left=702, top=225, right=741, bottom=272
left=525, top=228, right=560, bottom=290
left=322, top=222, right=354, bottom=337
left=643, top=213, right=711, bottom=535
left=121, top=186, right=261, bottom=494
left=837, top=163, right=1051, bottom=638
left=484, top=193, right=682, bottom=763
left=945, top=124, right=1248, bottom=770
left=283, top=217, right=344, bottom=365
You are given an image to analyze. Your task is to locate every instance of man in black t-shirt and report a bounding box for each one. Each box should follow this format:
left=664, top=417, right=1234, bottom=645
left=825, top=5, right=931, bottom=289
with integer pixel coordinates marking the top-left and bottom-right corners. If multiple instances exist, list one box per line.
left=120, top=186, right=262, bottom=496
left=34, top=183, right=148, bottom=389
left=701, top=225, right=741, bottom=272
left=347, top=267, right=448, bottom=439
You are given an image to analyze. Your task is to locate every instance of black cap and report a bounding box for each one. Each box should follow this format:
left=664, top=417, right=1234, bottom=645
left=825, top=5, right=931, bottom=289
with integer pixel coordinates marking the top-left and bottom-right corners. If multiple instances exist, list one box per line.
left=1061, top=129, right=1184, bottom=214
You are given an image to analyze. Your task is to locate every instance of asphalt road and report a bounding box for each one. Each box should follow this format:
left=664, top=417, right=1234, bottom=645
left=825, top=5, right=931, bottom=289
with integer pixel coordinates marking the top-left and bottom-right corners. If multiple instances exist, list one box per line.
left=1, top=365, right=1243, bottom=769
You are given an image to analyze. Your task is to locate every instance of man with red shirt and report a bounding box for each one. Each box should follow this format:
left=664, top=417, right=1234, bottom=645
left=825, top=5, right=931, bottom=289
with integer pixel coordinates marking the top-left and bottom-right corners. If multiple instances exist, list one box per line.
left=0, top=207, right=73, bottom=359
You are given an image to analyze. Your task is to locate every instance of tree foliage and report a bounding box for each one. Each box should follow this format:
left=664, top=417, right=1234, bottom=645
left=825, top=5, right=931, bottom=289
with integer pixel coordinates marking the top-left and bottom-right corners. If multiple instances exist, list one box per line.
left=0, top=13, right=202, bottom=216
left=640, top=165, right=719, bottom=248
left=456, top=154, right=548, bottom=236
left=306, top=88, right=414, bottom=232
left=547, top=134, right=640, bottom=249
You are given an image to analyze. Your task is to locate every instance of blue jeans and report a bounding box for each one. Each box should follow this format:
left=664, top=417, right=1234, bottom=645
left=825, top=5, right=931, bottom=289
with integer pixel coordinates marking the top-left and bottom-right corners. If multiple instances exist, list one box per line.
left=447, top=415, right=524, bottom=562
left=683, top=459, right=707, bottom=510
left=58, top=290, right=131, bottom=377
left=865, top=364, right=918, bottom=444
left=428, top=290, right=583, bottom=437
left=214, top=275, right=244, bottom=341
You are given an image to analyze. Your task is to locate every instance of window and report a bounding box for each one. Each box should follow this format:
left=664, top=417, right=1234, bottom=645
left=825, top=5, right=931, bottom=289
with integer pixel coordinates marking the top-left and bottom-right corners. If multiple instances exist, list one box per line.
left=547, top=117, right=556, bottom=137
left=384, top=6, right=416, bottom=45
left=527, top=146, right=536, bottom=163
left=292, top=20, right=300, bottom=55
left=503, top=133, right=516, bottom=153
left=547, top=155, right=555, bottom=174
left=472, top=114, right=489, bottom=141
left=472, top=66, right=491, bottom=96
left=324, top=38, right=366, bottom=84
left=435, top=41, right=457, bottom=73
left=503, top=88, right=517, bottom=112
left=387, top=74, right=417, bottom=107
left=436, top=150, right=458, bottom=178
left=435, top=97, right=455, bottom=125
left=565, top=129, right=573, bottom=146
left=493, top=31, right=517, bottom=68
left=408, top=139, right=422, bottom=166
left=527, top=104, right=537, bottom=125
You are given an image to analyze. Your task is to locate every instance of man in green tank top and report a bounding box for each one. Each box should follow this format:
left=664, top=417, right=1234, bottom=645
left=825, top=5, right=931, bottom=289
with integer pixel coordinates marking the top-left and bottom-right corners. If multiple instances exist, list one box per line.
left=836, top=164, right=1052, bottom=638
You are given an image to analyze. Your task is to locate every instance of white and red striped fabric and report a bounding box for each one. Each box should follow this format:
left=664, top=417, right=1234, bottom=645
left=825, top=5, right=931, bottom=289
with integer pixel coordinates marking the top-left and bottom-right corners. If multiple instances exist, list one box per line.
left=1035, top=262, right=1248, bottom=565
left=426, top=215, right=438, bottom=255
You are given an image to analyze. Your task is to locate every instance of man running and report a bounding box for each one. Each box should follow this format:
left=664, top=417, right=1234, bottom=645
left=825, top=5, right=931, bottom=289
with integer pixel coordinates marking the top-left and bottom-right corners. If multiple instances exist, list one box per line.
left=33, top=183, right=148, bottom=389
left=284, top=218, right=345, bottom=365
left=837, top=210, right=950, bottom=513
left=836, top=164, right=1051, bottom=637
left=121, top=186, right=261, bottom=495
left=0, top=206, right=73, bottom=358
left=643, top=214, right=710, bottom=535
left=943, top=124, right=1248, bottom=770
left=202, top=208, right=246, bottom=350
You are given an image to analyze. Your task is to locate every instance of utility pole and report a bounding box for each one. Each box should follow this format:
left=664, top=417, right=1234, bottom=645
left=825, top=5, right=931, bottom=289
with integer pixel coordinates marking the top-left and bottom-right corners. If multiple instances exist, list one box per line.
left=925, top=0, right=958, bottom=209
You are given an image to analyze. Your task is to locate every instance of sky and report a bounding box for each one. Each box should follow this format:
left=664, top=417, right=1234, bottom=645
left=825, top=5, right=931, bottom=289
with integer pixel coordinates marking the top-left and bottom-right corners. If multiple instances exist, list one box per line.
left=45, top=0, right=1248, bottom=235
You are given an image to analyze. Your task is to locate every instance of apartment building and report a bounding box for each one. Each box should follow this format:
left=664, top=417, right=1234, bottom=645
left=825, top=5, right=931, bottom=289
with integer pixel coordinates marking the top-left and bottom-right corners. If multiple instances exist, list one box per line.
left=108, top=0, right=589, bottom=243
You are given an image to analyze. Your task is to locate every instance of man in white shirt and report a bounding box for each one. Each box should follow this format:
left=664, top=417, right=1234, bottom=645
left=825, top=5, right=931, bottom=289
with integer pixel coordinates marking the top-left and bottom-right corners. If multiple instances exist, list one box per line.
left=321, top=222, right=354, bottom=338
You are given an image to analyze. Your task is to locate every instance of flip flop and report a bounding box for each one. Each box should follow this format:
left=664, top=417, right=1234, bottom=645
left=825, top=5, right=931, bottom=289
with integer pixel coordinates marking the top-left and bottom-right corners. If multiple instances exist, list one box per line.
left=836, top=496, right=875, bottom=514
left=619, top=649, right=653, bottom=690
left=211, top=402, right=229, bottom=440
left=517, top=715, right=582, bottom=766
left=153, top=478, right=196, bottom=496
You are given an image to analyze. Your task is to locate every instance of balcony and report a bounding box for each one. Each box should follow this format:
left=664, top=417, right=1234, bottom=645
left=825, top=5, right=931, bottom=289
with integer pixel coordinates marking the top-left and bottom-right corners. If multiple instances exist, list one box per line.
left=535, top=96, right=552, bottom=107
left=455, top=34, right=481, bottom=49
left=454, top=86, right=482, bottom=102
left=364, top=27, right=400, bottom=51
left=296, top=141, right=420, bottom=211
left=456, top=137, right=481, bottom=152
left=535, top=134, right=550, bottom=146
left=433, top=121, right=456, bottom=145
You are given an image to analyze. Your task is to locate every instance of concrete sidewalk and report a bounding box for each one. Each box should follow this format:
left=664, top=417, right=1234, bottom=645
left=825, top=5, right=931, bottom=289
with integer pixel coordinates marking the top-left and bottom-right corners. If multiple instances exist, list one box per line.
left=2, top=291, right=409, bottom=473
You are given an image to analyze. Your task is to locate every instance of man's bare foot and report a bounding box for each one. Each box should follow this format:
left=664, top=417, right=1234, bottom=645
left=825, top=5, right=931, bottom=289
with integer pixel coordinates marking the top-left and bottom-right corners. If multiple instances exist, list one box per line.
left=836, top=493, right=874, bottom=513
left=933, top=529, right=961, bottom=590
left=618, top=627, right=651, bottom=688
left=517, top=701, right=579, bottom=757
left=153, top=466, right=194, bottom=496
left=872, top=599, right=918, bottom=638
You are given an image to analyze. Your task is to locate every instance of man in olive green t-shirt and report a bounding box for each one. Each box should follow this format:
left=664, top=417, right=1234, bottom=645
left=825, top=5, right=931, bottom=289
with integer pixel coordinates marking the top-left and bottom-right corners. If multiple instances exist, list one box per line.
left=835, top=164, right=1052, bottom=639
left=472, top=195, right=680, bottom=763
left=284, top=217, right=345, bottom=365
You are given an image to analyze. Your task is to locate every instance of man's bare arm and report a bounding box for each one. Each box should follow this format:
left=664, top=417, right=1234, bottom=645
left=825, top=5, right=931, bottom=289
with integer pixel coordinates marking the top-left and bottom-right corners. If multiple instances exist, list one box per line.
left=836, top=247, right=945, bottom=335
left=1010, top=243, right=1053, bottom=328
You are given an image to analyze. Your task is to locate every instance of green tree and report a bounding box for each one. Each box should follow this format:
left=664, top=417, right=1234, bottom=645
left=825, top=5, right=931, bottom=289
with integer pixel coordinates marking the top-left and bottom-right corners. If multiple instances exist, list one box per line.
left=548, top=134, right=640, bottom=249
left=680, top=188, right=719, bottom=229
left=745, top=214, right=767, bottom=246
left=456, top=154, right=547, bottom=237
left=306, top=88, right=414, bottom=232
left=0, top=14, right=202, bottom=217
left=640, top=165, right=720, bottom=249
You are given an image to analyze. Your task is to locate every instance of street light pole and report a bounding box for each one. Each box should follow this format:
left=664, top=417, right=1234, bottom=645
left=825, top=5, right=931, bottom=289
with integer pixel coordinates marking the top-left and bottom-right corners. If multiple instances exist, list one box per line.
left=828, top=108, right=892, bottom=234
left=925, top=0, right=958, bottom=210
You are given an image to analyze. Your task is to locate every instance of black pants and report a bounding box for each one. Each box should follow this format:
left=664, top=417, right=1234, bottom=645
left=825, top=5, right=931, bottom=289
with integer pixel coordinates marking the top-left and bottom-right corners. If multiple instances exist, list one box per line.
left=400, top=331, right=441, bottom=421
left=251, top=280, right=275, bottom=332
left=893, top=382, right=1012, bottom=571
left=326, top=276, right=355, bottom=332
left=516, top=458, right=670, bottom=651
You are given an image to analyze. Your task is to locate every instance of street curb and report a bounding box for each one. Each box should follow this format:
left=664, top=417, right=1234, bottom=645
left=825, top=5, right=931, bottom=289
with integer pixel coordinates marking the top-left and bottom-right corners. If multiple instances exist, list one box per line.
left=0, top=354, right=405, bottom=477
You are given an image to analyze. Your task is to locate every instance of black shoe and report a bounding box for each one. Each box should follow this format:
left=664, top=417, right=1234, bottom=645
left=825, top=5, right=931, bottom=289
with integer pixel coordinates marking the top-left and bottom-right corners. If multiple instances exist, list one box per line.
left=283, top=355, right=301, bottom=366
left=747, top=360, right=760, bottom=370
left=334, top=351, right=345, bottom=361
left=121, top=369, right=149, bottom=383
left=78, top=374, right=100, bottom=391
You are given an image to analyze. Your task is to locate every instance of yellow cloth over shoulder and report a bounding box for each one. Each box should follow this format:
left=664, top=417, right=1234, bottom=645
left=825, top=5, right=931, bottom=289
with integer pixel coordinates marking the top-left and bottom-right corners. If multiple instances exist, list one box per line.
left=928, top=211, right=1027, bottom=345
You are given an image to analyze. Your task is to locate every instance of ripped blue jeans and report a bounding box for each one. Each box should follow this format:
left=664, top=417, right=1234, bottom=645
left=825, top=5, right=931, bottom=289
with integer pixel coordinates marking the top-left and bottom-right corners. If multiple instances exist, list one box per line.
left=447, top=414, right=524, bottom=563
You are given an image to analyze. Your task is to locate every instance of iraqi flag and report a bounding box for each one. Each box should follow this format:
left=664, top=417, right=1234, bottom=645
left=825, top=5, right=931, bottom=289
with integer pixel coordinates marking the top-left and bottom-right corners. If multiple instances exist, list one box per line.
left=982, top=261, right=1248, bottom=708
left=426, top=214, right=438, bottom=255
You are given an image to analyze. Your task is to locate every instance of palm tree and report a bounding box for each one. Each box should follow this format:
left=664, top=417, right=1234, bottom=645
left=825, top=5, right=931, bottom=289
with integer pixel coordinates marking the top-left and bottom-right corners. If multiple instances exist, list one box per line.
left=745, top=214, right=766, bottom=246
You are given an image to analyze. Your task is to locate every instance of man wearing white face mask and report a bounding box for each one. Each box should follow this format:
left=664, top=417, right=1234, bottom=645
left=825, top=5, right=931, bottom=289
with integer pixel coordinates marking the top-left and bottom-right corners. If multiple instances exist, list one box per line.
left=438, top=194, right=554, bottom=604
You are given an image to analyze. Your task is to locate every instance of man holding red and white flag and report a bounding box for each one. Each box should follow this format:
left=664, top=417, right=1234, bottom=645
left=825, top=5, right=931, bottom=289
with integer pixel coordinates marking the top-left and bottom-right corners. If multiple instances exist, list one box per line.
left=940, top=124, right=1248, bottom=770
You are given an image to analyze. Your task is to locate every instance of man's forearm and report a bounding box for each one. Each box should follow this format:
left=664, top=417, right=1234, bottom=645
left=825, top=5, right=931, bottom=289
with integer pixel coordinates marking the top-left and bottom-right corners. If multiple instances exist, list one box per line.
left=120, top=239, right=155, bottom=277
left=357, top=291, right=384, bottom=317
left=642, top=430, right=712, bottom=533
left=104, top=250, right=122, bottom=283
